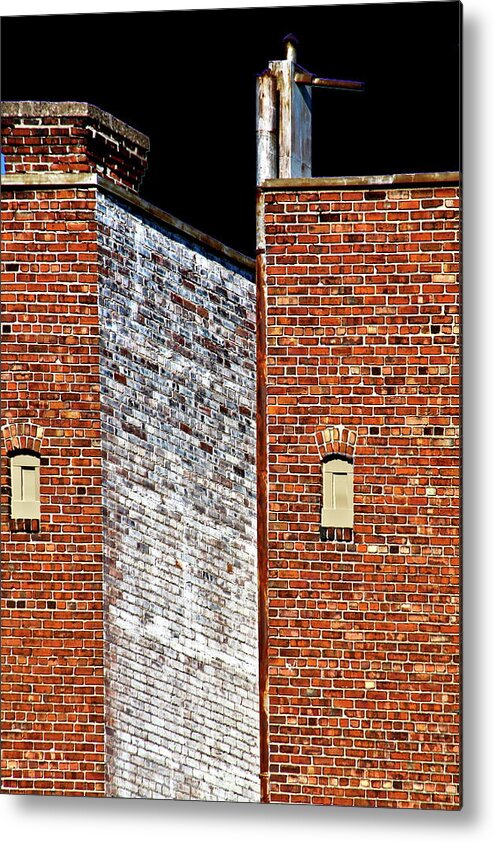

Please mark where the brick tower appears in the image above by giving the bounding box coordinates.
[1,102,259,798]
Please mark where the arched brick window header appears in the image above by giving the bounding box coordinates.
[2,422,45,456]
[315,425,357,462]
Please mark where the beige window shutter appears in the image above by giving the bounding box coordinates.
[11,453,41,519]
[321,458,353,528]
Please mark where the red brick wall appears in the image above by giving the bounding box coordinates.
[1,185,105,794]
[1,102,149,192]
[259,179,460,808]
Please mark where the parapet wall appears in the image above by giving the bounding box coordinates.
[1,102,149,192]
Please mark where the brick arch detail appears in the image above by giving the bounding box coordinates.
[1,422,45,456]
[315,425,357,461]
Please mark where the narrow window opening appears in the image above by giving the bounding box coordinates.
[321,456,353,531]
[10,451,41,520]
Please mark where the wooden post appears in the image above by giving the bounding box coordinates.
[256,72,277,185]
[257,54,312,181]
[256,36,363,184]
[289,72,312,178]
[270,59,312,179]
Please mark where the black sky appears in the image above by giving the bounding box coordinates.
[1,2,461,257]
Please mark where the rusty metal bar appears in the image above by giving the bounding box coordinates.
[311,76,364,91]
[294,71,364,91]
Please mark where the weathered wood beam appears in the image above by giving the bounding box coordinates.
[256,72,278,184]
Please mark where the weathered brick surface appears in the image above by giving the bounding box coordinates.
[1,102,149,192]
[98,193,260,800]
[1,186,105,795]
[2,98,460,809]
[260,183,460,808]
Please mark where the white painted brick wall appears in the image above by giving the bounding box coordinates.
[98,193,259,800]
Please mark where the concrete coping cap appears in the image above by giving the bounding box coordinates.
[1,101,150,151]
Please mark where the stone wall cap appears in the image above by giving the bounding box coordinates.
[1,101,150,150]
[260,171,460,190]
